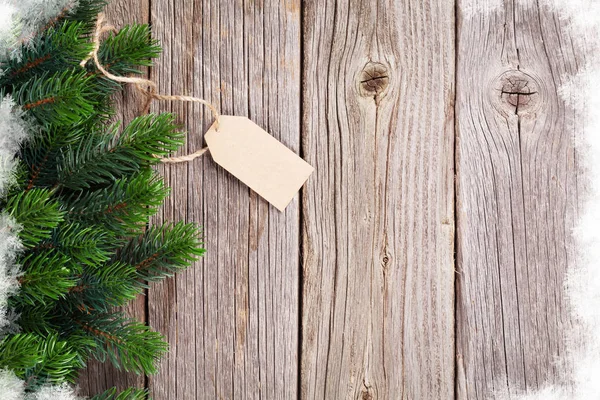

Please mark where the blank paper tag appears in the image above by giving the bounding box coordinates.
[205,115,314,211]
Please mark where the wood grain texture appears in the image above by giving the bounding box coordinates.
[80,1,588,399]
[147,0,301,399]
[300,1,456,399]
[77,0,149,396]
[455,1,582,398]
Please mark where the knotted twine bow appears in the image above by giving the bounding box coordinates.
[81,13,220,163]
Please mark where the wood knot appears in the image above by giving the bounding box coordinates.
[381,252,391,274]
[360,379,376,400]
[360,385,375,400]
[359,62,389,98]
[491,70,543,116]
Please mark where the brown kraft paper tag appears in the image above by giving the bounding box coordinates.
[204,115,314,211]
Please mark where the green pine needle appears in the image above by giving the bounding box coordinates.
[67,262,141,312]
[5,188,64,247]
[17,250,76,306]
[20,124,88,189]
[118,221,205,283]
[23,334,85,386]
[14,69,97,127]
[76,313,168,375]
[46,222,114,267]
[1,22,92,88]
[64,168,169,236]
[94,23,161,75]
[65,0,109,32]
[55,114,184,190]
[0,334,83,385]
[91,387,149,400]
[0,334,43,374]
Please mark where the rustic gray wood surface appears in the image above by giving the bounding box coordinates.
[78,0,585,399]
[300,1,455,399]
[147,0,301,399]
[455,1,582,398]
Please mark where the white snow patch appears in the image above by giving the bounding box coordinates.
[0,96,30,195]
[0,376,85,400]
[0,3,18,54]
[27,384,83,400]
[0,0,79,61]
[0,369,25,400]
[0,214,22,335]
[0,96,29,336]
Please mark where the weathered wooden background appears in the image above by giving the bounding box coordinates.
[78,0,586,399]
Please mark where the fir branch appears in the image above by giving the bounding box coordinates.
[92,23,160,76]
[75,313,168,375]
[65,0,108,32]
[84,23,161,112]
[35,223,114,268]
[5,188,64,247]
[64,168,169,236]
[22,334,84,387]
[55,114,184,190]
[91,387,149,400]
[117,222,204,283]
[0,3,206,397]
[11,54,52,78]
[11,303,55,337]
[0,334,43,375]
[1,22,92,87]
[0,333,82,386]
[66,262,141,312]
[20,125,88,189]
[14,69,97,127]
[41,4,78,33]
[16,250,75,306]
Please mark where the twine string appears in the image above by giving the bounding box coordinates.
[83,13,220,164]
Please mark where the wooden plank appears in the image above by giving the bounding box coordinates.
[455,2,583,398]
[147,0,301,399]
[146,0,189,398]
[78,0,150,396]
[300,1,456,399]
